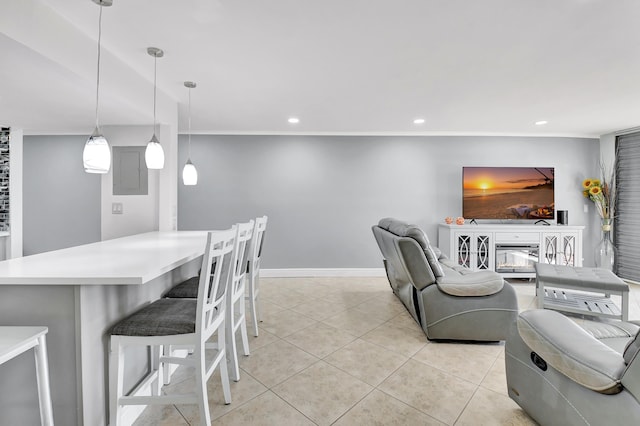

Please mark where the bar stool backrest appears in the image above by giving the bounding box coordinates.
[229,221,254,299]
[196,227,236,341]
[248,216,268,273]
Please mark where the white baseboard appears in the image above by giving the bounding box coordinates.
[260,268,386,278]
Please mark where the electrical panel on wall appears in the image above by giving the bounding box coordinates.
[0,127,8,232]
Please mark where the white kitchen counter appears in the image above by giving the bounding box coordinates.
[0,231,207,285]
[0,231,209,426]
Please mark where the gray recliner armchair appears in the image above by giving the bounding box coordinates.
[372,218,518,341]
[506,309,640,425]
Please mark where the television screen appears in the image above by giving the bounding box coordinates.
[462,167,555,221]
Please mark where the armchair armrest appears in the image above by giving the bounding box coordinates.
[518,310,626,394]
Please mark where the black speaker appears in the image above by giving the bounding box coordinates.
[557,210,568,225]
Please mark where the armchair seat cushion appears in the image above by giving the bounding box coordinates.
[436,269,504,296]
[571,317,640,354]
[517,309,626,394]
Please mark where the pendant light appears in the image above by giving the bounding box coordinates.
[83,0,112,174]
[182,81,198,186]
[145,47,165,169]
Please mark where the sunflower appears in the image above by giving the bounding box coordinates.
[581,166,615,220]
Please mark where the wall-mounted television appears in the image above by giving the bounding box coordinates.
[462,167,555,221]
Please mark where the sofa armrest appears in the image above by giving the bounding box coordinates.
[518,310,626,394]
[436,270,504,296]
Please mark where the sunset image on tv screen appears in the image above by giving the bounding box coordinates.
[462,167,554,220]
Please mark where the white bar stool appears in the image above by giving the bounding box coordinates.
[0,326,54,426]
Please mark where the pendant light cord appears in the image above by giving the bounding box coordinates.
[95,6,103,129]
[188,87,192,158]
[153,54,157,135]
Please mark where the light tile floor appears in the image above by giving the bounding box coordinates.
[134,277,640,426]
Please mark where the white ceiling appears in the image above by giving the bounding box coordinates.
[2,0,639,137]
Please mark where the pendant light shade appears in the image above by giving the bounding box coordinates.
[83,0,112,174]
[182,81,198,185]
[145,133,165,169]
[84,127,111,173]
[146,47,165,169]
[182,159,198,185]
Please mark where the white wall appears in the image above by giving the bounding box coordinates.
[100,126,160,240]
[599,131,616,167]
[100,99,178,239]
[178,134,602,268]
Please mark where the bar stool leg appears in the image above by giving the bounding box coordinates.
[194,341,211,426]
[239,290,250,357]
[227,315,240,382]
[249,292,260,337]
[109,338,125,426]
[153,345,163,395]
[34,334,54,426]
[218,324,231,404]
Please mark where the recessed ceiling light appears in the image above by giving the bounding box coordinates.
[288,117,300,124]
[413,118,425,124]
[535,120,548,126]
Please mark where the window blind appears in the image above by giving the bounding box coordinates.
[615,132,640,282]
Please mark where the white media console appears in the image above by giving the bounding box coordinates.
[438,223,584,278]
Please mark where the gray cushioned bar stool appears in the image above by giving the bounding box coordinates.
[164,220,254,382]
[108,227,237,426]
[164,218,266,373]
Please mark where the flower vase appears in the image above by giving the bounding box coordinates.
[594,219,617,271]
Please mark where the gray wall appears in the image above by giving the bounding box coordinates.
[177,135,601,269]
[23,135,101,255]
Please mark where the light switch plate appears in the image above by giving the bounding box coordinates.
[112,202,123,214]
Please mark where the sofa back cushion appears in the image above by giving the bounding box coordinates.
[423,245,445,278]
[377,218,444,278]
